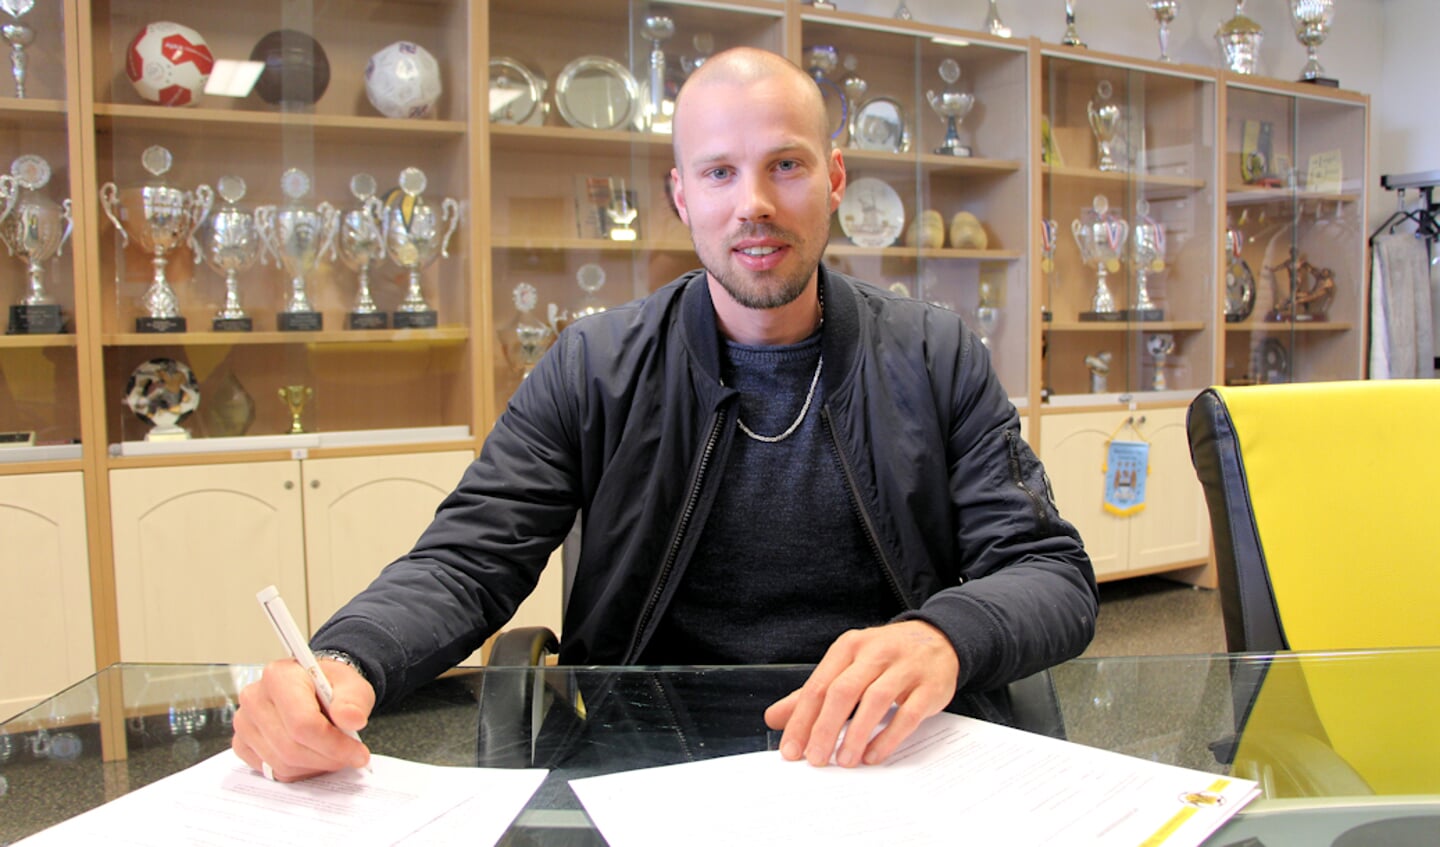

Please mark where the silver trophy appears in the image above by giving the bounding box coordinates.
[974,281,1001,350]
[500,281,553,379]
[1216,0,1263,75]
[1149,1,1178,63]
[984,1,1012,38]
[1062,0,1086,47]
[1129,200,1166,320]
[1,0,34,98]
[1072,194,1127,320]
[1290,0,1335,84]
[3,155,71,335]
[574,262,608,319]
[100,146,214,333]
[381,166,459,328]
[1147,333,1175,391]
[198,175,259,332]
[641,14,674,133]
[255,168,337,332]
[804,45,847,145]
[338,173,387,329]
[1087,80,1121,173]
[926,59,974,157]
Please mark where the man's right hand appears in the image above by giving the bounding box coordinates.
[231,658,374,782]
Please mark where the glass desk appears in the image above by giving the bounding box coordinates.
[2,651,1437,845]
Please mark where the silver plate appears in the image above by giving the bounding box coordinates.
[852,97,908,153]
[490,57,547,126]
[555,55,639,131]
[838,177,904,249]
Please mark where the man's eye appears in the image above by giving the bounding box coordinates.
[776,160,800,172]
[706,167,732,180]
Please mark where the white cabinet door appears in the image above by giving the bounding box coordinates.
[300,450,472,629]
[1039,413,1127,578]
[110,462,306,664]
[0,472,94,719]
[1129,407,1211,570]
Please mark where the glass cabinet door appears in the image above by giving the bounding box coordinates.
[485,0,784,411]
[799,14,1031,404]
[0,0,80,462]
[92,2,476,450]
[1040,53,1216,404]
[1222,82,1367,386]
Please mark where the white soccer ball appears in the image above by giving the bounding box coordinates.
[364,41,442,119]
[126,21,214,107]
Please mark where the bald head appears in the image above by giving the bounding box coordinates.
[672,47,830,165]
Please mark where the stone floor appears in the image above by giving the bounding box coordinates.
[1084,575,1227,658]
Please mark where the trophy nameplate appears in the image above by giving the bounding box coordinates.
[0,430,36,447]
[1079,310,1126,323]
[392,309,436,329]
[213,316,253,332]
[8,303,61,334]
[348,311,388,330]
[1122,307,1165,322]
[137,315,187,333]
[278,310,322,332]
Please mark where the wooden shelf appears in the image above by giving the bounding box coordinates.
[0,97,68,115]
[490,124,672,157]
[842,147,1023,175]
[1225,186,1362,207]
[1044,164,1206,191]
[1223,320,1355,332]
[825,245,1022,261]
[101,327,470,346]
[0,334,77,349]
[1045,320,1207,332]
[493,236,694,253]
[94,103,467,141]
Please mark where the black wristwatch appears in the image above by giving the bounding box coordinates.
[313,649,368,683]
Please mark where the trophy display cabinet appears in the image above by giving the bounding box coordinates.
[0,0,1371,717]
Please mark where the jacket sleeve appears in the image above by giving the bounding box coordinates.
[310,337,582,709]
[897,325,1099,693]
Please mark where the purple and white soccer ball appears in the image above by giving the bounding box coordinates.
[364,41,442,119]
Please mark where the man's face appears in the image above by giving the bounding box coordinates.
[670,78,844,310]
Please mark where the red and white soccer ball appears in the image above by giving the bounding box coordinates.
[126,21,214,107]
[364,41,442,119]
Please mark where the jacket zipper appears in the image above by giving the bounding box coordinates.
[821,408,914,612]
[623,408,727,663]
[1006,430,1052,533]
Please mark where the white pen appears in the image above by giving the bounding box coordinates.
[256,585,369,763]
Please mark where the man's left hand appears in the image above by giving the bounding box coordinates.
[764,620,958,768]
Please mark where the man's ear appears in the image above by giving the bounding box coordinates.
[670,167,690,226]
[827,147,846,213]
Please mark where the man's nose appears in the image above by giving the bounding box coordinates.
[736,172,775,221]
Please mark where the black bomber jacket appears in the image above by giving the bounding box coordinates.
[313,266,1099,709]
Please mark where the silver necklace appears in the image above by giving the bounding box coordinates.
[729,286,824,444]
[735,354,823,443]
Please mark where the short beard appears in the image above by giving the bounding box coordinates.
[700,222,817,310]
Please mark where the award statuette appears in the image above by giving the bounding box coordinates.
[803,45,847,146]
[974,281,1001,350]
[1129,200,1166,321]
[198,175,258,332]
[1147,333,1176,391]
[278,384,312,434]
[1149,0,1178,63]
[641,14,675,133]
[1216,0,1263,76]
[1072,194,1127,321]
[256,168,336,332]
[124,358,200,442]
[499,282,553,379]
[925,59,974,158]
[1,0,34,98]
[983,0,1012,38]
[1087,80,1121,173]
[381,167,458,329]
[1290,0,1336,86]
[338,174,387,329]
[100,145,215,333]
[574,262,608,319]
[1085,351,1112,394]
[1061,0,1086,48]
[3,155,73,335]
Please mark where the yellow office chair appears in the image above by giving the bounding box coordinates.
[1187,381,1440,797]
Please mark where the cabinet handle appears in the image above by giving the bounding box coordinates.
[310,479,320,489]
[283,480,294,490]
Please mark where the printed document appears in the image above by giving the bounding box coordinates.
[16,751,547,846]
[571,712,1259,847]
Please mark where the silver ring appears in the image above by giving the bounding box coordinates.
[262,761,275,781]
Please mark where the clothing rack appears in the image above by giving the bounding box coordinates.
[1372,170,1440,375]
[1373,169,1440,247]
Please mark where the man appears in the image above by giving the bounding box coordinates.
[232,47,1096,782]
